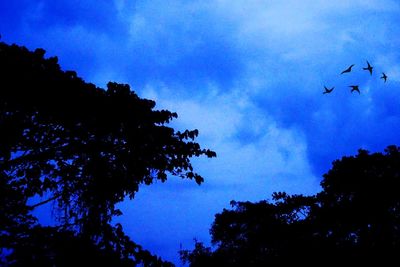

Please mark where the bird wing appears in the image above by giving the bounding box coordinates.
[341,67,349,73]
[341,65,352,73]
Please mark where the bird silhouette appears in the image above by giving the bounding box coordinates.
[349,85,360,94]
[323,86,334,94]
[381,72,387,83]
[340,64,355,74]
[363,61,373,75]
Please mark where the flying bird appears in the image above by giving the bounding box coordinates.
[363,60,373,75]
[349,85,360,94]
[381,72,387,83]
[341,64,355,74]
[323,86,334,94]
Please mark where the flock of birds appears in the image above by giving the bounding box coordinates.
[323,61,387,95]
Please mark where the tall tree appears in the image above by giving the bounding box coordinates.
[0,41,216,266]
[181,146,400,266]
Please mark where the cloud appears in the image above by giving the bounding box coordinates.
[141,82,319,194]
[118,83,319,264]
[13,0,391,202]
[3,0,400,265]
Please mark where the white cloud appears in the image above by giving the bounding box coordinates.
[141,82,319,194]
[121,82,319,264]
[119,81,320,264]
[209,0,399,60]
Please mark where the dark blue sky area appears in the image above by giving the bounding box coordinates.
[2,1,400,265]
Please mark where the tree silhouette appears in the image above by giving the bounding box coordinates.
[0,41,216,266]
[181,146,400,266]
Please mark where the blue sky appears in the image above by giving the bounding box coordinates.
[2,0,400,265]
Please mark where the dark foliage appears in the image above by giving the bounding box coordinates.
[181,146,400,266]
[6,225,172,267]
[0,41,215,266]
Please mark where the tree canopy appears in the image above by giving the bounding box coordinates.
[181,146,400,266]
[0,41,216,266]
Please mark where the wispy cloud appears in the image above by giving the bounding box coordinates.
[141,81,319,195]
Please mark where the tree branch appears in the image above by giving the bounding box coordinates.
[28,194,61,210]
